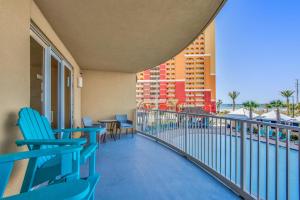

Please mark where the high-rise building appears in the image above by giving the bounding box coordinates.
[136,22,216,113]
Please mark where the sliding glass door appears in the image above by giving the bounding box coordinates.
[30,32,74,129]
[49,51,74,129]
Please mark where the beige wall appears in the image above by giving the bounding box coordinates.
[82,70,136,122]
[0,0,31,195]
[0,0,82,195]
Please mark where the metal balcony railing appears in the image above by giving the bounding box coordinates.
[136,109,300,200]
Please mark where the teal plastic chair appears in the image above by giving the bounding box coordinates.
[115,114,134,137]
[16,107,105,197]
[0,146,98,200]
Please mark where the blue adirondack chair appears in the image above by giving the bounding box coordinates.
[16,107,105,197]
[0,146,99,200]
[82,117,107,143]
[115,114,134,137]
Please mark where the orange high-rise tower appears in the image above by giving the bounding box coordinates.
[136,22,216,113]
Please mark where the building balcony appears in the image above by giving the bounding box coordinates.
[167,94,175,97]
[150,75,160,79]
[150,84,160,88]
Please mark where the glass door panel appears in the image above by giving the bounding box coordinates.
[51,56,59,129]
[64,66,72,128]
[30,37,44,113]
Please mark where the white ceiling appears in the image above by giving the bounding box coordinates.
[35,0,225,73]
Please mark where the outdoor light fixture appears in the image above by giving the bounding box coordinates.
[77,73,83,88]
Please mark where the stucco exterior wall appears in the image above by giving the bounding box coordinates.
[0,0,31,195]
[82,70,136,122]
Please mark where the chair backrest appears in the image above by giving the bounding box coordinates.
[18,107,55,166]
[18,108,55,141]
[115,114,128,123]
[82,117,93,127]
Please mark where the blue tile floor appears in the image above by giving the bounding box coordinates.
[82,134,240,200]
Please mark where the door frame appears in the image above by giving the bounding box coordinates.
[30,23,74,129]
[48,49,62,128]
[60,60,74,128]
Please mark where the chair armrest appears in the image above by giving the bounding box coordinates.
[53,127,105,134]
[126,120,133,124]
[0,146,82,163]
[15,138,87,147]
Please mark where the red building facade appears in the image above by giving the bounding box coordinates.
[136,22,216,113]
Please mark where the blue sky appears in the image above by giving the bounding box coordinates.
[216,0,300,104]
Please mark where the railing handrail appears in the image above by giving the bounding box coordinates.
[137,109,300,132]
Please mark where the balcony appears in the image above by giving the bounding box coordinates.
[1,0,237,199]
[81,135,239,200]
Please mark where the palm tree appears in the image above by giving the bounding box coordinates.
[216,99,223,113]
[228,91,240,111]
[265,103,272,112]
[137,99,145,110]
[295,103,300,114]
[167,98,178,111]
[243,101,259,119]
[270,100,284,122]
[280,90,294,115]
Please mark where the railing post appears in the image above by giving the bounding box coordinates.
[135,109,138,131]
[141,111,145,132]
[240,121,247,191]
[156,110,160,136]
[185,113,188,154]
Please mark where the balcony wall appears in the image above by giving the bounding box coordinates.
[0,1,31,195]
[82,70,136,121]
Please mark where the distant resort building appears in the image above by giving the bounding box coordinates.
[136,22,216,113]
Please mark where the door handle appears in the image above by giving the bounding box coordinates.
[51,111,54,122]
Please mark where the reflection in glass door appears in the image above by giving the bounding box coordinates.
[30,37,45,114]
[50,55,59,129]
[64,65,72,128]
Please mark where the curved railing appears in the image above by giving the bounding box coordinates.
[136,109,300,200]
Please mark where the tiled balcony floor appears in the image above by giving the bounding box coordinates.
[82,134,240,200]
